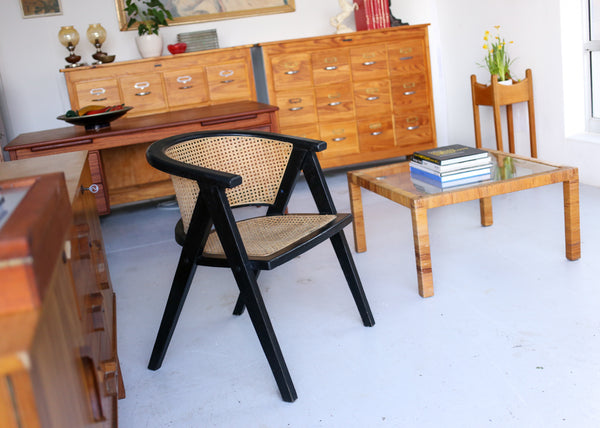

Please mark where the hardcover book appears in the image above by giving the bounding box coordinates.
[410,155,492,173]
[409,165,491,183]
[412,144,489,165]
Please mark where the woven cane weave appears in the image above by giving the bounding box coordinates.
[165,135,293,232]
[203,214,337,258]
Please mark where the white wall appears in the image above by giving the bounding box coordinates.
[1,0,599,184]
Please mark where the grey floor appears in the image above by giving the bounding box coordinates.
[101,169,600,427]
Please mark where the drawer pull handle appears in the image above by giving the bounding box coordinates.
[289,97,302,103]
[371,131,382,136]
[399,56,414,61]
[81,184,99,194]
[134,81,151,95]
[220,79,234,83]
[407,125,420,130]
[332,137,346,142]
[366,96,379,101]
[328,101,341,106]
[289,106,303,111]
[135,91,151,96]
[285,70,299,75]
[362,61,376,66]
[90,88,107,101]
[177,76,192,88]
[403,91,416,96]
[324,66,338,70]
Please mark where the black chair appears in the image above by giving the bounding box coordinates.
[146,130,374,402]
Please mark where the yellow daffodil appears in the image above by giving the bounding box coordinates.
[478,26,515,81]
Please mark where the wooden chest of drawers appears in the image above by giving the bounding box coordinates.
[0,152,123,427]
[259,25,437,168]
[61,46,256,117]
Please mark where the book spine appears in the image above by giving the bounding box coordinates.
[380,0,391,28]
[366,0,374,30]
[353,0,369,31]
[412,152,442,165]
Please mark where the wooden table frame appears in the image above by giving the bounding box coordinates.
[347,150,580,298]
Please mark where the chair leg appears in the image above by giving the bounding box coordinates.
[330,231,375,327]
[232,270,259,316]
[148,250,198,370]
[231,264,298,402]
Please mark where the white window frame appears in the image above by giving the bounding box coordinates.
[584,0,600,132]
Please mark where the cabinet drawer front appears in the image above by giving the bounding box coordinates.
[311,50,351,86]
[357,117,395,151]
[276,90,317,127]
[206,63,252,101]
[74,79,121,108]
[387,39,427,75]
[271,54,312,90]
[315,83,355,122]
[163,68,209,107]
[318,121,359,158]
[350,45,389,81]
[353,80,392,118]
[281,123,320,140]
[394,107,433,145]
[119,74,167,115]
[391,73,429,107]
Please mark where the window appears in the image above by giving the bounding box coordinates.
[585,0,600,131]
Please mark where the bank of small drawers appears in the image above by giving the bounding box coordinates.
[261,25,437,168]
[62,46,256,117]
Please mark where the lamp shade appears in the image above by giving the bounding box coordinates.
[58,26,80,47]
[86,24,107,45]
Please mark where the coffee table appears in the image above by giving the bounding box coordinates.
[347,150,580,298]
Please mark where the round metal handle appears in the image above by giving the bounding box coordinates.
[81,184,99,194]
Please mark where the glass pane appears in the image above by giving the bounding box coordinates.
[591,0,600,39]
[592,51,600,118]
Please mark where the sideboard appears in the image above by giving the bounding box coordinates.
[0,151,123,427]
[5,101,279,215]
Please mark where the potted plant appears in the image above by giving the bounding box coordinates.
[479,26,515,84]
[124,0,173,58]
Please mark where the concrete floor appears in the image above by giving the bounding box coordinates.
[101,169,600,427]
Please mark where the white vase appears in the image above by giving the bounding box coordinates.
[498,79,513,86]
[135,34,163,58]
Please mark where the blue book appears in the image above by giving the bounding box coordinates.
[409,165,491,184]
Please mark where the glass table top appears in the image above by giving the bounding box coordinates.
[352,151,568,198]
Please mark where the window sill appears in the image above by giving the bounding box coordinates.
[567,132,600,145]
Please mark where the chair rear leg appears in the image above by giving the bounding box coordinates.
[232,270,259,316]
[148,252,198,370]
[231,265,297,402]
[330,231,375,327]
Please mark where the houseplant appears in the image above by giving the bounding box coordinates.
[124,0,173,58]
[479,26,515,83]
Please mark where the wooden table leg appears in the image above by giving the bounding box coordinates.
[479,196,493,226]
[563,178,581,261]
[411,206,434,298]
[348,176,367,253]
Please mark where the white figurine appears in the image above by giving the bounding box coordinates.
[330,0,358,34]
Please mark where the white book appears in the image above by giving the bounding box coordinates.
[410,155,492,173]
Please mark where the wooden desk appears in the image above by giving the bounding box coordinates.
[5,101,279,215]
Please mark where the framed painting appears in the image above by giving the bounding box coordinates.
[20,0,62,18]
[116,0,296,30]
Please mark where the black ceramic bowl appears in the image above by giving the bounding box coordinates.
[57,106,133,131]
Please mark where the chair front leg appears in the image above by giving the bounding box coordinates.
[330,231,375,327]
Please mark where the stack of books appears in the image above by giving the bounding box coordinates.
[409,144,492,189]
[354,0,391,31]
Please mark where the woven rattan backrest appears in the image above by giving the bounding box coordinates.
[165,135,293,232]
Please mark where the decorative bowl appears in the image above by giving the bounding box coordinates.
[57,106,133,131]
[168,43,187,54]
